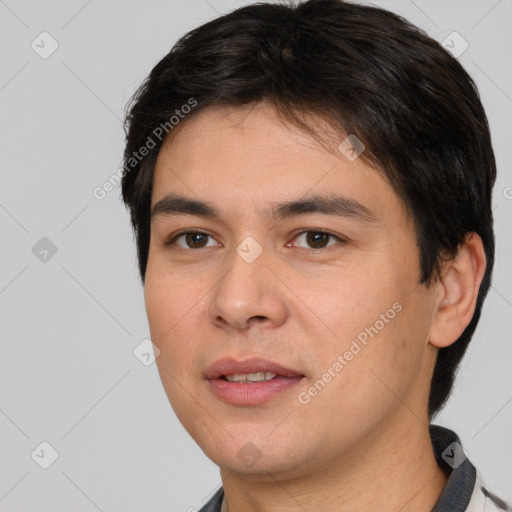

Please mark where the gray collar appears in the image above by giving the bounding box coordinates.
[430,424,476,511]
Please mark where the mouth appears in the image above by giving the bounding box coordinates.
[222,371,279,382]
[205,357,305,405]
[205,356,304,379]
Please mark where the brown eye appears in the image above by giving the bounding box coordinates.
[292,230,344,250]
[184,232,209,248]
[166,230,217,249]
[306,231,330,248]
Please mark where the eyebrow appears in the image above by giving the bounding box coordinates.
[151,193,377,224]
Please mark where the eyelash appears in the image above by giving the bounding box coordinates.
[164,228,347,251]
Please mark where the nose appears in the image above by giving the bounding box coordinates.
[208,244,288,332]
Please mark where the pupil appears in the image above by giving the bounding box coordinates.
[307,231,328,248]
[187,233,207,248]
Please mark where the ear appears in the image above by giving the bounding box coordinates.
[429,233,487,349]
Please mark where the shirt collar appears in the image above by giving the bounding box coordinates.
[430,424,476,511]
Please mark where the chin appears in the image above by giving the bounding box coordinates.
[197,431,314,479]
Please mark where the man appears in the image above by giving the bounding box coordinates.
[121,0,510,510]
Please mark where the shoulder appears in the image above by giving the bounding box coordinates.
[466,474,511,512]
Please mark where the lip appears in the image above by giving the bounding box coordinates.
[204,357,303,380]
[205,357,305,405]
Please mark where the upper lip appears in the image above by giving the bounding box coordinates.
[205,357,304,379]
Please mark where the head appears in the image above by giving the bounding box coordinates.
[121,0,495,474]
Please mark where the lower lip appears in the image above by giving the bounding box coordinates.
[208,376,304,405]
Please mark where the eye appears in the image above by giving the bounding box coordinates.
[290,230,345,250]
[164,229,346,251]
[166,230,218,249]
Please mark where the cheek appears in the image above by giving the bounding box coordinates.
[304,266,399,346]
[320,293,430,418]
[144,269,201,376]
[145,262,199,336]
[145,272,204,427]
[303,265,429,410]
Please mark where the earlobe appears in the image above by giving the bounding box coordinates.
[429,233,487,349]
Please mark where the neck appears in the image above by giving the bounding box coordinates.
[219,415,447,512]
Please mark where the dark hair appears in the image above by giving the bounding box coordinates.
[121,0,496,419]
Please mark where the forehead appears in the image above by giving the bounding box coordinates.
[151,104,409,226]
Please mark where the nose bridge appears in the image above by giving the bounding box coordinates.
[209,235,287,330]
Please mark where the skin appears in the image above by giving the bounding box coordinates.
[145,102,486,512]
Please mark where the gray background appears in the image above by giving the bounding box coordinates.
[1,0,511,510]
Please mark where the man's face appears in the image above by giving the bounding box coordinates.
[145,103,440,477]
